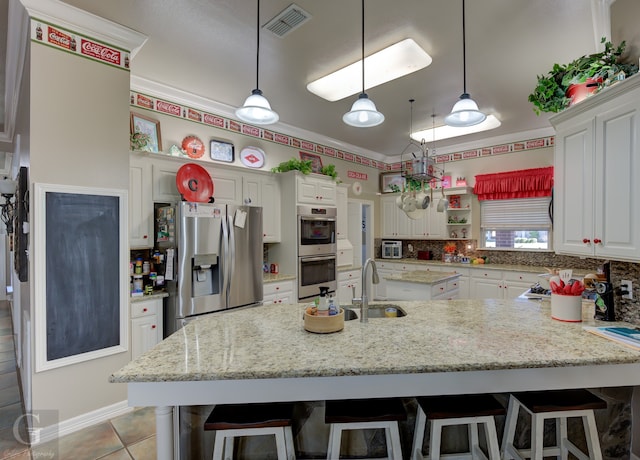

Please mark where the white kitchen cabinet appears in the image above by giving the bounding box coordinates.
[129,155,153,248]
[130,297,163,360]
[469,268,539,299]
[204,166,242,205]
[380,195,411,238]
[152,160,180,203]
[243,174,281,242]
[296,174,336,205]
[337,269,361,305]
[263,279,295,305]
[372,261,417,300]
[410,202,446,239]
[551,76,640,261]
[336,185,348,239]
[386,277,459,301]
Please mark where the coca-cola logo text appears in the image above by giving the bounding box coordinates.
[81,39,121,65]
[48,26,71,49]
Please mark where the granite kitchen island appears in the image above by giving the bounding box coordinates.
[384,270,462,300]
[111,299,640,460]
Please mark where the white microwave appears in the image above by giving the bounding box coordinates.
[381,240,402,259]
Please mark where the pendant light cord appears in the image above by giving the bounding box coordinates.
[360,0,365,94]
[462,0,467,94]
[255,0,261,90]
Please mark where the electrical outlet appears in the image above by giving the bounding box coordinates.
[621,280,633,300]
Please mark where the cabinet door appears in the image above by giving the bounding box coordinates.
[470,278,503,299]
[554,118,595,256]
[261,177,281,242]
[427,205,446,239]
[152,162,180,202]
[206,168,242,205]
[336,186,348,239]
[131,315,160,360]
[129,158,153,248]
[337,270,359,304]
[317,180,337,204]
[381,196,399,238]
[594,99,640,260]
[297,175,336,205]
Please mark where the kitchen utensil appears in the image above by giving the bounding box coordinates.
[405,208,423,220]
[396,194,404,209]
[402,194,417,212]
[559,269,572,285]
[437,187,448,212]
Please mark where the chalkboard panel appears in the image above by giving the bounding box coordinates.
[35,184,127,371]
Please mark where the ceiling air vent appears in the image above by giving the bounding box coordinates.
[263,4,312,38]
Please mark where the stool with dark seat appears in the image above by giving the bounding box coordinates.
[501,389,607,460]
[411,394,506,460]
[204,402,296,460]
[324,398,407,459]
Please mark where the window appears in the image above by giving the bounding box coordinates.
[480,197,552,250]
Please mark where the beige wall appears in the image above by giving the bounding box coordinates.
[28,43,130,420]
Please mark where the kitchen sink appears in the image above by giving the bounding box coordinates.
[342,304,406,320]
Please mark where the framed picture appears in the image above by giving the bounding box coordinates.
[380,171,406,193]
[210,139,235,163]
[130,112,162,153]
[299,151,323,173]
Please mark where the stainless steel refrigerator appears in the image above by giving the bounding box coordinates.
[156,201,263,337]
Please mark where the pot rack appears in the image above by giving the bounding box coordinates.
[398,103,443,184]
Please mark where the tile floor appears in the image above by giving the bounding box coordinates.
[0,300,158,460]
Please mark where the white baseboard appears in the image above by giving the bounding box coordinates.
[31,400,132,446]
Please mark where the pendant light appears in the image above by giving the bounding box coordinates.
[444,0,486,128]
[343,0,384,128]
[236,0,279,125]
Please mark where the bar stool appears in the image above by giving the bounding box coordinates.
[324,398,407,459]
[411,394,505,460]
[204,402,296,460]
[501,389,606,460]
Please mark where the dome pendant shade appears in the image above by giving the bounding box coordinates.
[444,93,486,127]
[235,89,279,125]
[343,93,385,127]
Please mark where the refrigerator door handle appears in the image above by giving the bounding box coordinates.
[227,214,236,300]
[221,213,230,305]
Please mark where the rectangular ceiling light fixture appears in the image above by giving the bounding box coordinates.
[412,115,502,143]
[307,38,432,102]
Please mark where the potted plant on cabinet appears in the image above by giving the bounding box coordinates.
[528,38,638,115]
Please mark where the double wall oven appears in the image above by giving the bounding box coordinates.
[297,205,337,300]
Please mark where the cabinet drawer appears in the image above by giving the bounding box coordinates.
[131,300,159,318]
[338,270,359,282]
[446,278,460,292]
[502,271,540,284]
[430,282,448,297]
[470,269,502,280]
[264,280,295,296]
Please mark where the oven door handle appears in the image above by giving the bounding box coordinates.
[300,255,336,263]
[300,216,337,222]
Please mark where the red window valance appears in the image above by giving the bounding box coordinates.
[473,166,553,201]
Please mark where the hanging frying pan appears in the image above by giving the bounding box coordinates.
[176,163,214,203]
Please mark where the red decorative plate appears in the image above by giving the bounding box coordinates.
[181,135,205,159]
[176,163,214,202]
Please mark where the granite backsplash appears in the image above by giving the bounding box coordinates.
[376,238,640,325]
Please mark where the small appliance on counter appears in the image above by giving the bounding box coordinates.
[381,240,402,259]
[594,261,615,321]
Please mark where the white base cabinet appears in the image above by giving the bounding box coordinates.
[551,75,640,261]
[337,269,361,306]
[263,280,295,305]
[469,269,540,300]
[130,298,163,360]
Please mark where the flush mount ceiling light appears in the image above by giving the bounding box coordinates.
[307,39,432,102]
[412,114,501,143]
[444,0,486,128]
[235,0,279,125]
[343,0,384,128]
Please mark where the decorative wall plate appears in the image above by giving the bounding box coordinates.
[181,135,205,159]
[240,146,265,168]
[210,139,234,162]
[352,181,363,195]
[176,163,214,202]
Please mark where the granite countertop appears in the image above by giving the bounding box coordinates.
[263,273,296,283]
[110,299,640,383]
[130,291,169,302]
[375,259,587,275]
[384,270,461,284]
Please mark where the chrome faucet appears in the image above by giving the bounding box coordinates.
[352,258,379,323]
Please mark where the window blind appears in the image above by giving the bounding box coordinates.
[481,197,552,229]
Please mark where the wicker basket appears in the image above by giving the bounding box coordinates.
[304,309,344,333]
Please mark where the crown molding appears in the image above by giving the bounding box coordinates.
[19,0,147,55]
[130,75,389,163]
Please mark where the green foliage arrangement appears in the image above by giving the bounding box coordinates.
[271,158,340,182]
[528,38,638,115]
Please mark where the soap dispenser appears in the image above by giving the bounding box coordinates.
[318,286,330,316]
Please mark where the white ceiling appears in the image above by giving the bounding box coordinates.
[31,1,610,157]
